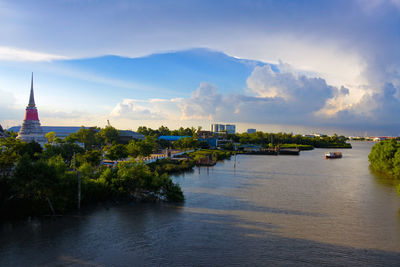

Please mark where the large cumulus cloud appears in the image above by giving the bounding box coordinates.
[246,65,335,114]
[179,83,222,120]
[109,60,400,135]
[178,64,343,124]
[329,82,400,133]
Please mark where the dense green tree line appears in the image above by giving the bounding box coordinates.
[0,127,184,219]
[147,159,196,175]
[229,132,351,148]
[369,140,400,177]
[189,149,232,162]
[137,126,197,138]
[368,140,400,198]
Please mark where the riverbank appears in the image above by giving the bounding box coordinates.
[188,149,232,166]
[147,158,195,174]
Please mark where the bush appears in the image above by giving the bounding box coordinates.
[368,139,400,177]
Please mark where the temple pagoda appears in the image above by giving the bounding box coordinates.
[17,74,47,145]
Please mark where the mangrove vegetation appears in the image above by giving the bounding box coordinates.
[368,139,400,197]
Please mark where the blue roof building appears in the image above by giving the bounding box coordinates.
[158,136,191,141]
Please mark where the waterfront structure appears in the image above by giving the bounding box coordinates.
[17,74,47,146]
[247,128,256,134]
[240,144,262,152]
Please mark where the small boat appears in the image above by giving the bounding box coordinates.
[325,152,342,159]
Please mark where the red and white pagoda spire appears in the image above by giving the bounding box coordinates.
[17,73,46,145]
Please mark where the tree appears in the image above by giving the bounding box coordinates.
[156,139,172,149]
[75,127,100,149]
[368,139,399,176]
[173,137,198,149]
[64,133,79,144]
[78,162,95,179]
[100,126,120,145]
[18,141,43,160]
[137,126,150,136]
[84,150,102,166]
[158,125,170,136]
[0,138,21,175]
[42,142,84,165]
[12,154,70,213]
[45,131,56,144]
[127,139,154,158]
[105,144,128,160]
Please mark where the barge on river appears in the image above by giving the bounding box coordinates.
[325,152,342,159]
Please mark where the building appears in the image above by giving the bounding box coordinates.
[17,74,47,146]
[9,126,144,143]
[10,126,84,139]
[158,136,191,141]
[197,130,215,139]
[197,131,218,148]
[119,130,145,143]
[225,124,236,134]
[211,123,236,134]
[211,123,225,133]
[247,128,256,134]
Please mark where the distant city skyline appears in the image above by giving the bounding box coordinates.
[1,1,400,136]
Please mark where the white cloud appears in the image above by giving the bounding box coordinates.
[246,65,335,113]
[179,83,222,120]
[110,99,167,120]
[0,89,21,120]
[317,86,351,116]
[0,46,67,62]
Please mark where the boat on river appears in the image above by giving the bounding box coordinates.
[325,152,342,159]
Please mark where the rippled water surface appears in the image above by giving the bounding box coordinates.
[1,142,400,266]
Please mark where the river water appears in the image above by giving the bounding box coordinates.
[1,142,400,266]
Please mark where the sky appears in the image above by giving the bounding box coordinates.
[0,0,400,136]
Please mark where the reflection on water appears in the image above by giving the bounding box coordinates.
[1,142,400,266]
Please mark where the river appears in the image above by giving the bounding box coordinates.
[1,142,400,266]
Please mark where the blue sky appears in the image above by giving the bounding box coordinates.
[0,0,400,135]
